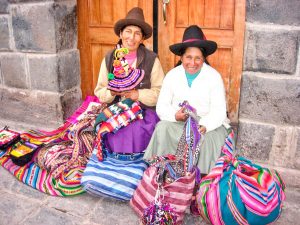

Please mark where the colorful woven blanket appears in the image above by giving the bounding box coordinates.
[35,103,105,179]
[0,96,101,196]
[94,99,143,161]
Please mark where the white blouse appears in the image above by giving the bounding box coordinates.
[156,63,228,132]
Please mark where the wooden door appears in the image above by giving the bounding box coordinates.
[78,0,245,124]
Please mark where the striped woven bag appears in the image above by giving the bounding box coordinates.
[130,110,201,224]
[196,155,286,225]
[130,159,196,224]
[81,149,148,201]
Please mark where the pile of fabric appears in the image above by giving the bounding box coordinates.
[0,98,286,225]
[0,96,103,196]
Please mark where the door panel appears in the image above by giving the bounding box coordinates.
[78,0,245,123]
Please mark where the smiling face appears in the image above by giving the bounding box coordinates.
[181,47,204,74]
[120,25,144,52]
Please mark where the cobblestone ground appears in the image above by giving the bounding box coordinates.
[0,166,299,225]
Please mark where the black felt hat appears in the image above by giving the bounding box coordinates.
[169,25,217,56]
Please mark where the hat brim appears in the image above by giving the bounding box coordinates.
[169,40,217,56]
[114,19,152,40]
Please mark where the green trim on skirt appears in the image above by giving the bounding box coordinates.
[144,120,230,174]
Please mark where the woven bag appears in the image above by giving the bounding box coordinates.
[130,159,195,224]
[81,149,148,201]
[196,155,286,225]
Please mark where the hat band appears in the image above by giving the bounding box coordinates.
[183,36,207,43]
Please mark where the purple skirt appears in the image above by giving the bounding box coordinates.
[104,109,160,154]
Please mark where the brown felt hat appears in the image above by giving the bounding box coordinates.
[169,25,217,56]
[114,7,152,40]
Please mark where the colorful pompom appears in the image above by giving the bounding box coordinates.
[108,73,115,80]
[142,201,177,225]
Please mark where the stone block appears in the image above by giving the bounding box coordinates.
[0,167,19,190]
[239,73,300,125]
[246,0,300,26]
[57,50,80,91]
[11,1,77,53]
[0,16,10,50]
[0,192,39,225]
[0,62,2,84]
[0,53,28,88]
[28,54,59,92]
[295,128,300,169]
[60,86,82,120]
[28,50,80,92]
[277,189,300,225]
[11,3,56,52]
[22,207,85,225]
[244,29,298,74]
[51,1,77,51]
[0,87,64,128]
[9,0,50,3]
[90,197,140,225]
[0,0,9,14]
[46,193,99,218]
[269,127,298,168]
[236,120,275,161]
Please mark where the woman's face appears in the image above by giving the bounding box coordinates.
[120,25,144,52]
[181,47,204,74]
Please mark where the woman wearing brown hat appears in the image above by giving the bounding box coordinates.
[144,25,232,175]
[94,7,164,154]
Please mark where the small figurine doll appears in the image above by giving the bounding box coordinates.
[114,47,131,75]
[107,45,145,92]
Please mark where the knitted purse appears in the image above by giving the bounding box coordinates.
[0,126,20,151]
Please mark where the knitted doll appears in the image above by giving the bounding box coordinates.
[108,45,145,92]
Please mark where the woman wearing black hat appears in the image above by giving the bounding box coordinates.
[144,25,232,175]
[94,7,164,154]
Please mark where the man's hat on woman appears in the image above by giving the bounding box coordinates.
[169,25,217,56]
[114,7,152,39]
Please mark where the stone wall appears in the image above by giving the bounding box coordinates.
[0,0,81,130]
[237,0,300,186]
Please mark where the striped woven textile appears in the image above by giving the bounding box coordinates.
[0,96,101,196]
[130,164,195,224]
[81,150,148,201]
[221,129,234,157]
[94,99,143,161]
[196,155,286,225]
[94,98,136,127]
[0,155,84,196]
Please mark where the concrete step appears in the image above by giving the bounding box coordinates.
[0,166,299,225]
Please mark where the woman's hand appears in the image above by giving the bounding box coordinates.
[122,89,139,101]
[175,108,188,122]
[198,125,207,134]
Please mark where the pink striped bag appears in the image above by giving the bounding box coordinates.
[130,160,195,224]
